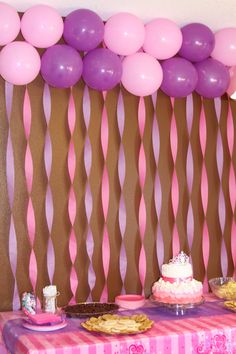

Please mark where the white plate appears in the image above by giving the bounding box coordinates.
[22,320,67,332]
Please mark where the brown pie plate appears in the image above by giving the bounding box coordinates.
[63,302,119,318]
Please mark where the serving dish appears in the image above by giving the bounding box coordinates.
[223,300,236,312]
[23,319,67,331]
[81,313,153,335]
[209,277,236,300]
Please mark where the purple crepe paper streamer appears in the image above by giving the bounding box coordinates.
[152,93,164,270]
[83,86,95,300]
[214,99,228,277]
[43,83,55,284]
[6,81,20,310]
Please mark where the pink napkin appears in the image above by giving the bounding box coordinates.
[27,313,62,325]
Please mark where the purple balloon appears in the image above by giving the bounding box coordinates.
[63,9,104,52]
[41,44,83,88]
[160,57,198,97]
[82,48,122,91]
[195,58,230,98]
[178,23,215,62]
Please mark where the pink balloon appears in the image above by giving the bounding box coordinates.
[104,12,145,55]
[211,28,236,66]
[121,52,163,96]
[227,66,236,98]
[21,5,63,48]
[0,2,20,45]
[0,41,41,85]
[143,18,183,60]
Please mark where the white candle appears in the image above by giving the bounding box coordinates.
[43,285,58,313]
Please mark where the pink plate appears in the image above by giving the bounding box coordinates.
[115,294,146,309]
[23,320,67,332]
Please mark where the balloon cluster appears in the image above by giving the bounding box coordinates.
[0,2,236,98]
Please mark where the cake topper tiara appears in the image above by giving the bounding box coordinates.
[169,251,189,264]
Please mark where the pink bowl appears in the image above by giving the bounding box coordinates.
[115,294,145,309]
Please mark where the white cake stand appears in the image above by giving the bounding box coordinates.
[149,295,205,315]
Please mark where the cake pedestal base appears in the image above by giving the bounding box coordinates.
[149,295,205,315]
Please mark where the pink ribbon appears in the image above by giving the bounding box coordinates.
[162,275,193,283]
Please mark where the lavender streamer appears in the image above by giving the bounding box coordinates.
[83,86,95,300]
[152,94,163,270]
[215,99,227,276]
[6,82,20,310]
[43,83,55,284]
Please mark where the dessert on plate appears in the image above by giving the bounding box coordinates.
[152,251,203,304]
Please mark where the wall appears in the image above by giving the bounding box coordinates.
[5,0,236,30]
[1,3,236,311]
[0,71,236,310]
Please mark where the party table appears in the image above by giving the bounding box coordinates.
[1,294,236,354]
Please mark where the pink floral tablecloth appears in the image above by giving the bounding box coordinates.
[1,294,236,354]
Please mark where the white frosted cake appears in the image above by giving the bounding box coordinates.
[152,252,203,304]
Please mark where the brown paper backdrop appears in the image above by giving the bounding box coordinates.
[0,73,235,311]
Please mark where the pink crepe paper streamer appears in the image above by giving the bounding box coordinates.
[229,166,236,214]
[171,171,180,257]
[100,92,110,302]
[43,83,55,284]
[152,92,164,270]
[186,95,194,252]
[23,87,39,304]
[199,103,207,157]
[138,97,147,294]
[227,100,236,277]
[227,102,236,209]
[202,221,210,292]
[231,222,236,279]
[117,91,127,293]
[199,101,209,292]
[5,82,14,207]
[6,82,20,310]
[83,86,95,301]
[67,89,78,304]
[170,98,180,256]
[227,101,234,157]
